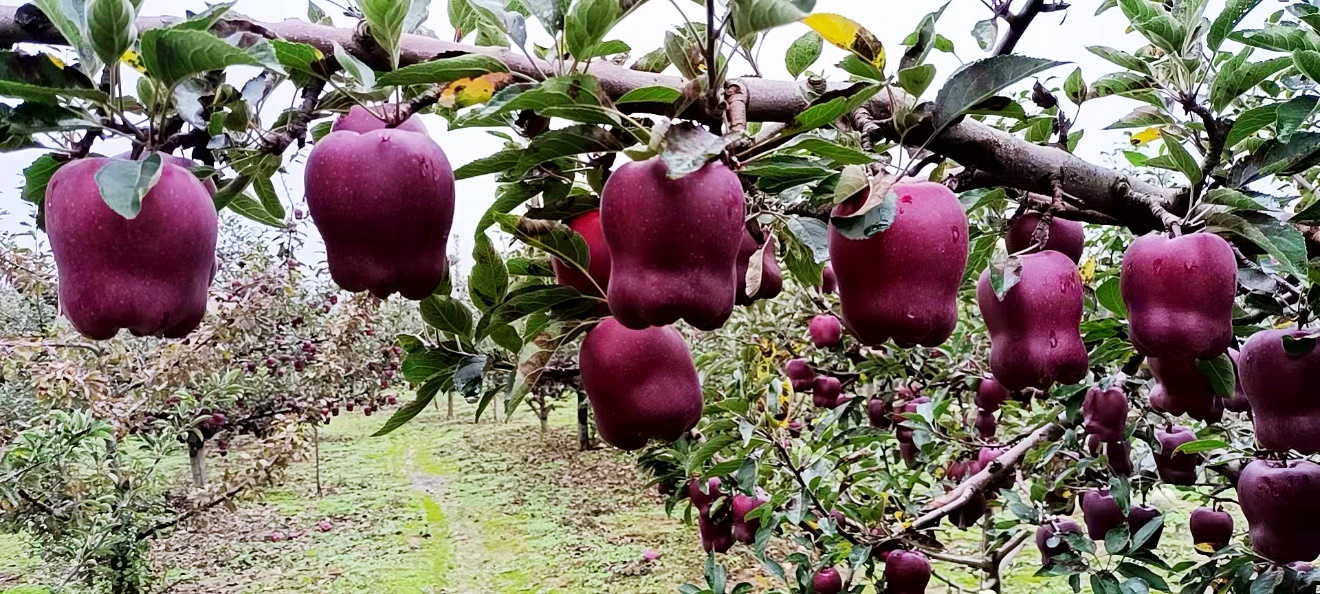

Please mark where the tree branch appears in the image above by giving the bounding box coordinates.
[994,0,1070,57]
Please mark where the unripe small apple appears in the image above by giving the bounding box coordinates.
[813,567,843,594]
[1082,386,1128,442]
[785,358,815,392]
[1036,517,1083,563]
[1154,425,1200,486]
[1189,506,1233,553]
[809,315,843,349]
[884,549,931,594]
[812,376,842,408]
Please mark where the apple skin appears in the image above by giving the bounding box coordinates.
[1099,439,1133,477]
[810,315,844,348]
[899,441,919,466]
[975,374,1010,413]
[868,397,891,429]
[813,376,842,408]
[332,104,429,135]
[305,113,453,299]
[1121,232,1236,359]
[1238,459,1320,564]
[1036,517,1083,563]
[1190,506,1234,553]
[579,318,703,450]
[1082,386,1129,442]
[735,227,783,305]
[785,358,815,392]
[894,396,931,445]
[1081,490,1163,549]
[731,492,769,543]
[976,250,1089,391]
[1148,356,1224,422]
[1126,504,1164,551]
[820,264,837,294]
[1240,329,1320,453]
[1224,349,1251,413]
[884,549,932,594]
[829,181,969,348]
[698,513,734,553]
[46,157,218,340]
[552,210,611,299]
[689,477,723,514]
[1154,424,1200,486]
[602,157,745,330]
[1007,212,1085,263]
[813,567,843,594]
[975,410,997,439]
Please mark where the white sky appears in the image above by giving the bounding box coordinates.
[0,0,1242,275]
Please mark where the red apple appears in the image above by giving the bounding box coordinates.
[1007,211,1085,263]
[809,314,843,349]
[976,250,1088,391]
[1240,329,1320,453]
[1121,232,1236,359]
[1238,459,1320,564]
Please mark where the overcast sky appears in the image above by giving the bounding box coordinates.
[0,0,1240,275]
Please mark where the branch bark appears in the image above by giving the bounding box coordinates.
[0,5,1182,234]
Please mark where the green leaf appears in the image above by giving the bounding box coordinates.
[31,0,101,76]
[494,213,592,279]
[360,0,409,68]
[1231,26,1320,53]
[785,31,823,79]
[1209,53,1293,113]
[630,47,670,73]
[225,192,284,228]
[376,54,509,86]
[1158,130,1202,185]
[1206,212,1308,278]
[900,2,948,71]
[94,154,164,219]
[467,75,617,126]
[837,54,884,80]
[1294,49,1320,83]
[140,28,265,87]
[1173,438,1229,455]
[454,355,486,399]
[1194,353,1236,398]
[420,295,475,337]
[1128,514,1164,553]
[1206,187,1269,211]
[565,0,620,59]
[308,1,329,24]
[1086,45,1150,74]
[1250,567,1284,594]
[1116,562,1171,592]
[785,84,881,134]
[478,285,586,338]
[972,19,997,51]
[1097,276,1127,317]
[989,253,1023,300]
[514,124,625,177]
[1276,95,1318,142]
[21,154,64,205]
[402,346,463,384]
[1119,0,1186,54]
[1225,103,1280,147]
[469,233,510,314]
[786,216,829,263]
[779,137,875,165]
[1105,106,1173,129]
[1209,0,1265,51]
[616,85,682,105]
[729,0,808,40]
[1087,71,1158,103]
[830,179,897,240]
[372,374,447,436]
[0,50,105,102]
[87,0,136,67]
[332,42,377,89]
[898,64,936,97]
[658,121,730,180]
[1230,132,1320,186]
[454,148,524,179]
[250,174,285,220]
[1064,67,1087,105]
[524,0,569,34]
[933,55,1068,131]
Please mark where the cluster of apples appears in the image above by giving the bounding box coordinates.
[45,105,456,341]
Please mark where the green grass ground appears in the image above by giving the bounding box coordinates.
[0,401,1234,593]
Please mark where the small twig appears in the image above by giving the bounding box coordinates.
[994,0,1069,56]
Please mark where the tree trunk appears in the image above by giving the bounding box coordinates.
[577,390,593,451]
[313,424,322,498]
[540,408,549,434]
[188,442,207,488]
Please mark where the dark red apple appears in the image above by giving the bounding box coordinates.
[893,396,931,444]
[813,376,842,408]
[735,226,783,305]
[1036,517,1083,563]
[1240,329,1320,453]
[46,157,218,339]
[829,181,969,347]
[1154,424,1200,486]
[698,513,734,553]
[787,419,804,437]
[975,374,1010,413]
[579,317,703,450]
[809,315,843,348]
[1121,232,1236,359]
[332,104,428,134]
[1238,459,1320,564]
[785,358,815,392]
[884,549,931,594]
[975,410,997,439]
[1148,356,1224,422]
[976,250,1088,391]
[1190,506,1234,553]
[813,567,843,594]
[1224,349,1251,413]
[731,492,768,543]
[868,397,891,429]
[1007,211,1085,263]
[305,109,453,299]
[820,264,837,294]
[552,209,611,299]
[899,441,919,466]
[689,477,724,514]
[1082,385,1128,442]
[602,157,744,330]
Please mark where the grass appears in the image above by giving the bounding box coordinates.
[0,400,1238,593]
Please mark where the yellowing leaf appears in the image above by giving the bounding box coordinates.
[121,49,146,73]
[46,54,65,69]
[439,72,515,109]
[1130,126,1162,146]
[803,13,885,71]
[1195,542,1217,553]
[1078,258,1096,285]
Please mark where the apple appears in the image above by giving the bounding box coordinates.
[1121,232,1236,359]
[698,513,734,553]
[809,314,844,349]
[1082,385,1128,442]
[579,317,703,450]
[1154,424,1200,486]
[731,492,769,543]
[1036,517,1083,563]
[1239,329,1320,453]
[785,358,815,392]
[602,157,744,330]
[1189,506,1234,553]
[46,157,218,339]
[1007,211,1085,263]
[820,264,837,294]
[975,374,1010,413]
[829,181,969,347]
[976,251,1088,391]
[1238,459,1320,564]
[884,549,931,594]
[868,397,891,429]
[305,107,453,299]
[814,566,843,594]
[813,376,842,408]
[552,209,612,299]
